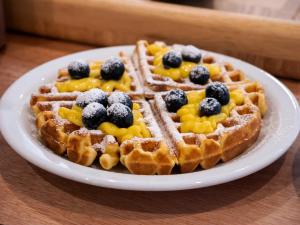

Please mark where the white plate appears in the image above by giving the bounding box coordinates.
[0,46,299,191]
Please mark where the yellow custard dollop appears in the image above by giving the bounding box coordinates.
[58,103,151,143]
[147,43,221,81]
[177,89,244,134]
[55,62,132,92]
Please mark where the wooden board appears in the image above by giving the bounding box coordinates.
[0,33,300,225]
[157,0,300,19]
[3,0,300,80]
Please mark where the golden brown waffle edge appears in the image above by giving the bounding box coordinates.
[33,100,176,175]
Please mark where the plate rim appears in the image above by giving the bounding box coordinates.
[0,45,299,191]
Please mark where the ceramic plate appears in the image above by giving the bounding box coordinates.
[0,46,299,191]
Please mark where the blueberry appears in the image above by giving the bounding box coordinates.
[108,92,133,109]
[68,60,90,79]
[82,102,107,129]
[205,82,230,105]
[164,89,188,112]
[162,51,182,68]
[107,103,133,128]
[76,89,108,108]
[181,45,202,63]
[199,98,221,116]
[101,57,125,80]
[189,65,210,85]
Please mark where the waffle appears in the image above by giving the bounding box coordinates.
[132,40,250,98]
[33,99,176,175]
[152,81,267,173]
[30,51,144,107]
[29,41,268,175]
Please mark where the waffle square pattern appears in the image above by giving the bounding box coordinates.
[29,40,268,175]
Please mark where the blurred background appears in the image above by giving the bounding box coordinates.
[1,0,300,79]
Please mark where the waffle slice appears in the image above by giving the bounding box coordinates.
[119,100,176,175]
[33,99,176,175]
[133,40,250,98]
[30,51,144,106]
[152,81,267,173]
[34,101,119,169]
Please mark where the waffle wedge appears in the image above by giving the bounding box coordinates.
[30,51,144,107]
[34,101,119,169]
[152,81,267,173]
[33,99,176,175]
[133,40,250,98]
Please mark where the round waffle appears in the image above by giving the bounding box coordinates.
[29,40,268,175]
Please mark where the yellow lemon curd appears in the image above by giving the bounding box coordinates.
[147,44,221,81]
[55,62,132,92]
[58,103,151,143]
[177,89,244,134]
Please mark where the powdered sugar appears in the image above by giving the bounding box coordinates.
[93,135,116,153]
[162,50,182,68]
[108,92,132,108]
[103,57,123,68]
[76,88,108,107]
[181,45,201,59]
[107,103,130,118]
[101,57,124,77]
[67,60,88,71]
[82,102,106,118]
[164,91,182,102]
[200,97,221,116]
[164,89,187,111]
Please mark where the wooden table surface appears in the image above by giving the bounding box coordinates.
[0,33,299,225]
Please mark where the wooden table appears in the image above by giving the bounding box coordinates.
[0,33,299,225]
